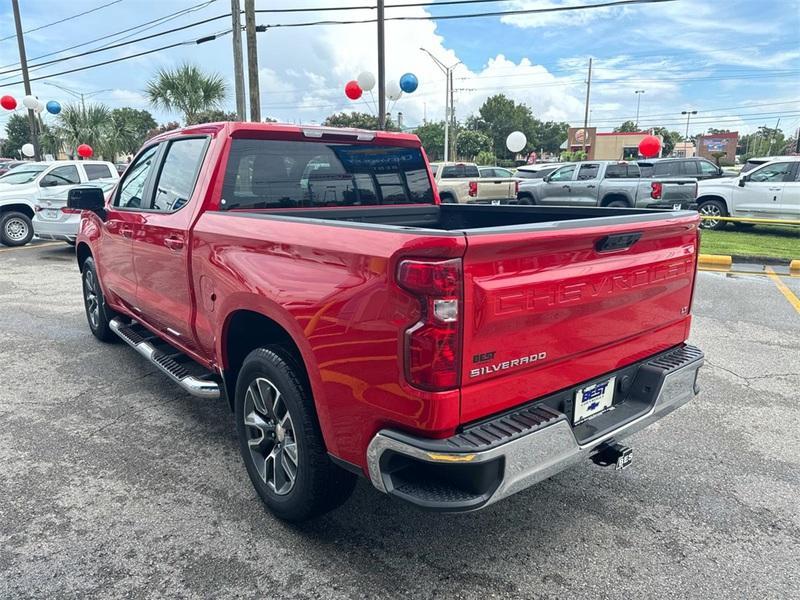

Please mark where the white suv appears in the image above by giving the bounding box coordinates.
[696,157,800,229]
[0,160,118,246]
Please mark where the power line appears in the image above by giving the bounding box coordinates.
[0,0,219,70]
[0,0,124,42]
[0,12,231,78]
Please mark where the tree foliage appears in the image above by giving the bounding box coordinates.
[738,126,788,158]
[322,111,398,131]
[145,121,181,140]
[468,95,537,159]
[187,109,238,125]
[1,113,32,157]
[58,103,116,158]
[614,120,639,133]
[456,129,491,160]
[650,127,682,157]
[146,63,226,125]
[475,150,496,166]
[110,108,157,155]
[413,121,445,161]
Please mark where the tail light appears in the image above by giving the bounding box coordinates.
[468,181,478,197]
[396,258,462,391]
[61,207,80,214]
[514,180,520,196]
[650,181,662,199]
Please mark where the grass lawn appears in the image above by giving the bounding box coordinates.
[699,225,800,260]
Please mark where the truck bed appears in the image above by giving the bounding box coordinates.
[231,203,691,232]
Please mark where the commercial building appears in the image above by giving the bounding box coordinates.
[671,141,696,158]
[695,132,738,165]
[562,128,663,160]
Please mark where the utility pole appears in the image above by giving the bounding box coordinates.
[449,69,456,159]
[766,118,781,155]
[634,89,645,128]
[244,0,260,122]
[582,58,592,155]
[681,110,697,144]
[231,0,246,121]
[11,0,40,161]
[377,0,386,130]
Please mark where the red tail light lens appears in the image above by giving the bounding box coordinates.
[650,182,663,199]
[468,181,478,197]
[397,258,462,391]
[514,180,520,196]
[61,207,80,214]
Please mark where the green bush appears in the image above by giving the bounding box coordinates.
[475,150,496,165]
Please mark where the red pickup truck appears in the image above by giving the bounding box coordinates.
[70,122,704,521]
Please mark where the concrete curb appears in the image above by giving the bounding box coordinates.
[698,254,732,268]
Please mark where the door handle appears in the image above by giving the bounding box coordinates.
[562,185,571,190]
[768,187,782,191]
[164,236,184,250]
[587,185,596,189]
[120,226,133,239]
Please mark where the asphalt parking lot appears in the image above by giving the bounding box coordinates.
[1,241,799,600]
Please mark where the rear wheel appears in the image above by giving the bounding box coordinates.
[0,211,34,247]
[698,200,728,230]
[517,193,535,205]
[235,347,357,522]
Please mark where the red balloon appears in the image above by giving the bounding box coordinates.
[77,144,93,158]
[344,80,362,100]
[0,95,17,110]
[638,135,661,158]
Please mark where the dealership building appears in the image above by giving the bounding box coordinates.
[561,127,664,160]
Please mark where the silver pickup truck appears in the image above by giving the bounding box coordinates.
[517,161,697,209]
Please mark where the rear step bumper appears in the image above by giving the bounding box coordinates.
[366,344,703,512]
[109,318,220,400]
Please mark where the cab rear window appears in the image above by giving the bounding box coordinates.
[220,139,434,209]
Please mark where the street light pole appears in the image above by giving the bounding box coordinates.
[634,90,645,128]
[681,110,697,143]
[377,0,386,130]
[421,48,460,162]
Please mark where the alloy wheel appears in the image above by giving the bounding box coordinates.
[83,269,100,329]
[243,377,298,495]
[699,203,721,229]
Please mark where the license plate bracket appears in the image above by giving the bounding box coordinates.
[574,376,616,424]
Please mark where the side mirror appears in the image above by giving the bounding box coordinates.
[738,175,747,188]
[68,186,106,218]
[39,179,58,188]
[543,174,552,183]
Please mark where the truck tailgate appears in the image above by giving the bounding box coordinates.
[460,213,699,423]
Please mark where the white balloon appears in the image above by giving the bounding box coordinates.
[21,143,35,157]
[22,95,37,109]
[506,130,527,153]
[357,71,376,91]
[386,80,402,101]
[33,100,45,113]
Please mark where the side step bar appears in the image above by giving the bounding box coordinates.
[109,318,220,400]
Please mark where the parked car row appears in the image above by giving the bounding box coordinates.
[0,160,118,246]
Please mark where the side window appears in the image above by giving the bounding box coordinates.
[550,165,576,182]
[114,145,159,209]
[683,161,700,176]
[698,161,718,175]
[84,163,113,180]
[653,162,674,177]
[40,165,80,187]
[749,162,793,183]
[151,138,208,212]
[577,164,599,180]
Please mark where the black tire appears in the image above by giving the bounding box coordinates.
[81,257,118,342]
[605,199,629,208]
[0,211,34,247]
[235,347,357,522]
[439,193,456,204]
[698,199,728,230]
[517,193,535,205]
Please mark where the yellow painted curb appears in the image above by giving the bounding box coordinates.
[698,254,732,267]
[790,260,800,274]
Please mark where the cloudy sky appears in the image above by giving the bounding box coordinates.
[0,0,798,136]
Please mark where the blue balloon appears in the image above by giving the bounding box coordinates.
[399,72,418,94]
[46,100,61,115]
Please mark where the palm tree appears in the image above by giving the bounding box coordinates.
[59,103,114,158]
[146,63,226,124]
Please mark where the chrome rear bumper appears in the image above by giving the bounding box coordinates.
[366,344,704,511]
